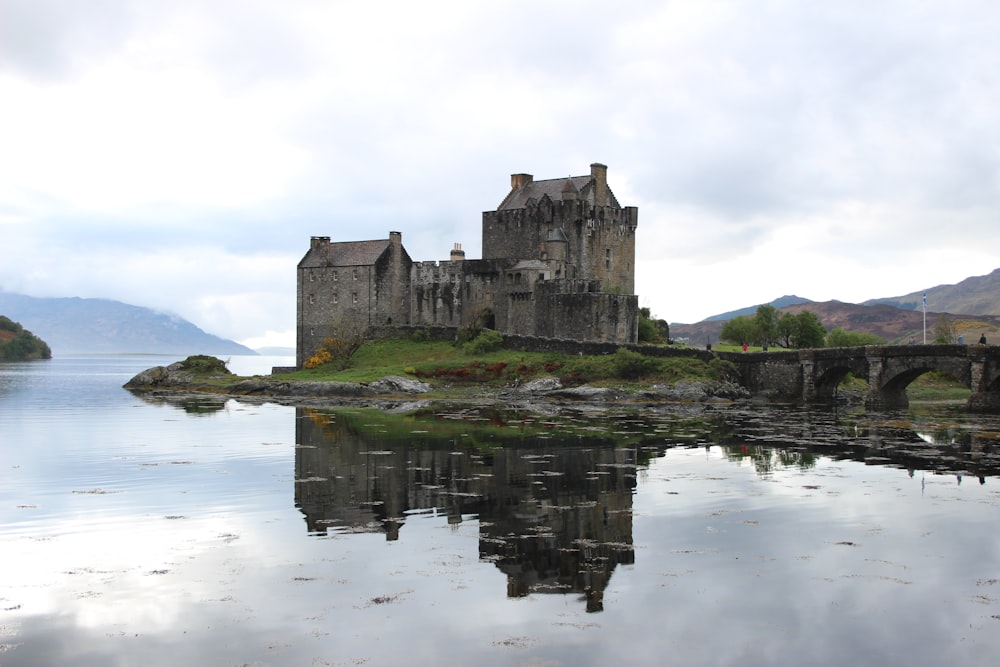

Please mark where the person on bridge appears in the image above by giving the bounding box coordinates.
[979,334,988,345]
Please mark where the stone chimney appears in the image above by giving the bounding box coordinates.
[389,231,402,246]
[591,163,608,207]
[450,242,465,262]
[511,173,533,190]
[310,236,330,251]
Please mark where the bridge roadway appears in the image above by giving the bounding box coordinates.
[717,344,1000,411]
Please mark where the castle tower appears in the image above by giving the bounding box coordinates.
[482,163,637,294]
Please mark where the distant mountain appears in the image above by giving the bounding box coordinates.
[781,301,1000,344]
[864,269,1000,316]
[701,295,812,322]
[0,292,255,355]
[669,268,1000,346]
[254,346,295,356]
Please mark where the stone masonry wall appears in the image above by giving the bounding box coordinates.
[482,201,637,294]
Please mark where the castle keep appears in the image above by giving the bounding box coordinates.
[297,163,639,367]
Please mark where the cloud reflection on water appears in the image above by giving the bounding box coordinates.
[3,360,1000,665]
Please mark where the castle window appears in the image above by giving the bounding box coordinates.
[308,294,315,304]
[309,272,315,282]
[333,293,338,304]
[352,292,358,304]
[605,248,611,269]
[352,269,358,280]
[333,271,338,281]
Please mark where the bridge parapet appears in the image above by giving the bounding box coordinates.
[721,344,1000,413]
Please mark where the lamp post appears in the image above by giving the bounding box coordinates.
[922,292,927,344]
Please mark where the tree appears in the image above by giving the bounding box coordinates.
[638,307,667,344]
[790,311,826,348]
[774,311,825,349]
[753,305,779,349]
[934,315,956,344]
[720,315,758,346]
[776,313,797,348]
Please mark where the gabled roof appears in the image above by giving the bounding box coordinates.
[301,239,392,268]
[496,175,620,211]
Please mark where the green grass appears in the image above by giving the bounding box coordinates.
[837,371,970,402]
[908,371,971,402]
[282,338,717,388]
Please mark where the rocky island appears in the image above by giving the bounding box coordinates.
[123,354,751,407]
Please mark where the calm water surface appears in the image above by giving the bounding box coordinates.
[2,355,1000,666]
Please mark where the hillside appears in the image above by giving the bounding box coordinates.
[0,292,255,355]
[669,267,1000,346]
[782,301,1000,344]
[865,269,1000,316]
[0,316,51,361]
[672,300,1000,346]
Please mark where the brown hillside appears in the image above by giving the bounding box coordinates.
[669,267,1000,346]
[781,301,1000,344]
[866,268,1000,316]
[670,301,1000,347]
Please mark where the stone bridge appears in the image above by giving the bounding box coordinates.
[719,344,1000,412]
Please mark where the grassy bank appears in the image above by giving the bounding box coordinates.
[283,337,731,389]
[277,336,970,401]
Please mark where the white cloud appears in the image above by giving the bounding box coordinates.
[2,0,999,339]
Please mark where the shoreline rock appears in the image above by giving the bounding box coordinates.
[124,360,751,407]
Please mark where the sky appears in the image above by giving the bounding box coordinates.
[2,0,999,349]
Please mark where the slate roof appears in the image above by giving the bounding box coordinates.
[496,175,621,211]
[302,239,392,268]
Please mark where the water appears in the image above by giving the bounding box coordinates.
[2,355,1000,666]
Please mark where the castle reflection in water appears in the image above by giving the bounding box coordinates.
[293,406,645,612]
[292,401,1000,614]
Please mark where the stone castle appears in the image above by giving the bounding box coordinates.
[297,163,639,367]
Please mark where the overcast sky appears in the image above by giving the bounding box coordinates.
[2,0,998,348]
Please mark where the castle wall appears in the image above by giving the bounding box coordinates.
[534,280,638,344]
[410,259,506,329]
[297,236,411,366]
[482,202,637,294]
[296,165,642,366]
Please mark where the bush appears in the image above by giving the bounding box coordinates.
[612,348,658,380]
[826,328,885,347]
[304,336,361,369]
[178,355,229,374]
[463,329,504,355]
[708,357,739,383]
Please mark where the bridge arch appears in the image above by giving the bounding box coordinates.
[866,345,974,410]
[800,348,869,402]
